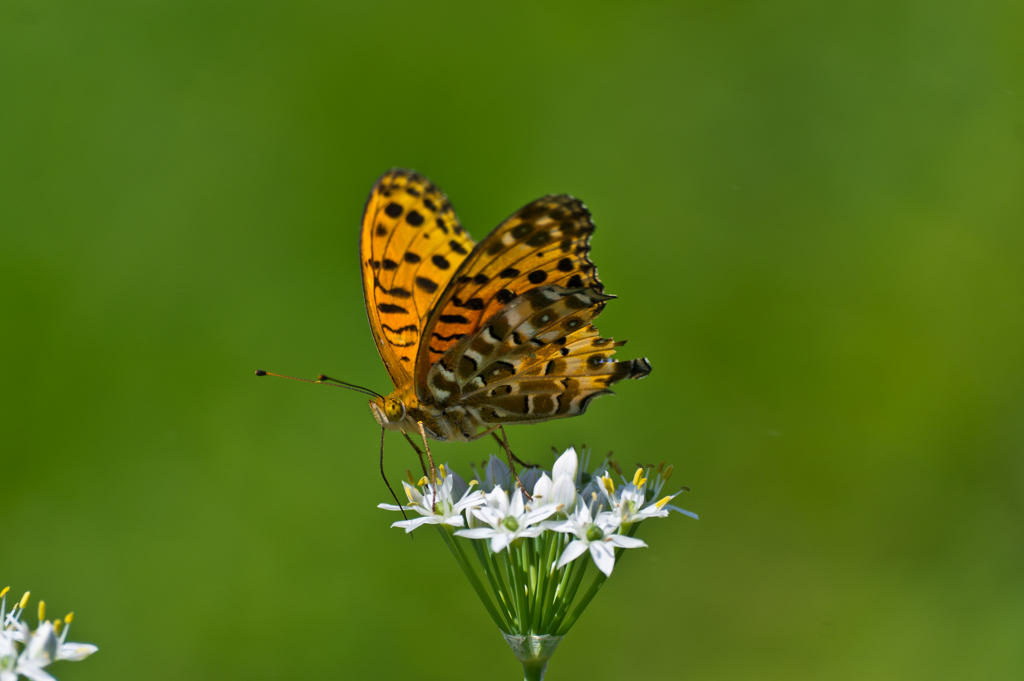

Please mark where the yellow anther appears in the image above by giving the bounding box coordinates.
[19,591,30,609]
[632,468,643,486]
[417,476,429,486]
[64,612,74,624]
[0,586,9,599]
[406,469,416,486]
[602,475,615,494]
[654,495,673,509]
[38,600,45,621]
[591,491,598,502]
[468,479,479,487]
[54,619,64,635]
[439,463,447,478]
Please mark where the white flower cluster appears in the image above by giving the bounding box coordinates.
[1,587,97,681]
[380,447,696,577]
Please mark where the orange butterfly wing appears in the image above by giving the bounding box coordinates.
[360,169,476,391]
[413,195,602,394]
[413,194,650,431]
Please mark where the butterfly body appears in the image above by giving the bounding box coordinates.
[361,169,651,442]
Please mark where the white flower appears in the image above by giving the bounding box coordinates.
[378,468,484,533]
[544,501,647,577]
[455,487,559,552]
[0,591,97,681]
[531,448,578,515]
[600,468,698,525]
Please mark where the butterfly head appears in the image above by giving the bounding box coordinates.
[369,395,407,429]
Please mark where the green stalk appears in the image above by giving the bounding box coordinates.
[501,547,525,631]
[527,536,547,632]
[548,553,590,631]
[555,523,642,635]
[437,527,509,633]
[537,533,564,632]
[471,538,515,625]
[541,543,575,632]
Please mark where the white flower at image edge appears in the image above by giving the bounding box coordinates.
[545,501,647,577]
[1,603,97,681]
[455,487,559,552]
[378,472,485,533]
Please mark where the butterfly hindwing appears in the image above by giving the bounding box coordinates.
[425,285,650,425]
[360,169,476,390]
[414,195,602,395]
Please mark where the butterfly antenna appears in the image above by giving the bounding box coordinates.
[378,428,411,528]
[254,370,383,400]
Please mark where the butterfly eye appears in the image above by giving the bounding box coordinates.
[385,399,406,421]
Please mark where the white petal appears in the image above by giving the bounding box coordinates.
[509,489,525,517]
[590,542,616,576]
[552,447,578,482]
[14,666,55,681]
[442,515,465,528]
[392,516,437,533]
[484,487,510,514]
[541,519,579,535]
[532,473,553,501]
[455,528,497,540]
[550,476,577,513]
[518,527,546,539]
[57,643,98,661]
[490,533,512,553]
[521,504,559,527]
[472,506,503,527]
[377,503,413,512]
[606,534,647,549]
[556,540,589,569]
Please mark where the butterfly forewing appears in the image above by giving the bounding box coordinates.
[414,195,602,394]
[360,169,476,389]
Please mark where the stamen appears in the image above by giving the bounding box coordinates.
[38,600,45,621]
[64,612,74,624]
[54,619,64,635]
[663,465,673,480]
[406,469,416,486]
[632,468,643,486]
[0,587,9,599]
[654,495,673,509]
[417,476,429,487]
[439,463,447,479]
[468,479,479,487]
[19,591,30,609]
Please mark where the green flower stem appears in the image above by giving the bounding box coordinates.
[502,546,525,630]
[555,523,642,635]
[510,544,531,630]
[522,661,547,681]
[540,550,574,632]
[527,537,547,632]
[472,538,516,625]
[548,554,590,631]
[437,527,509,633]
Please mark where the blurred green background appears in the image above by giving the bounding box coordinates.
[2,1,1023,679]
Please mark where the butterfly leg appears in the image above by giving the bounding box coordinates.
[417,421,441,512]
[379,428,409,523]
[495,425,533,501]
[401,430,430,479]
[490,431,539,468]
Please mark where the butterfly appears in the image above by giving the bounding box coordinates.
[360,168,651,447]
